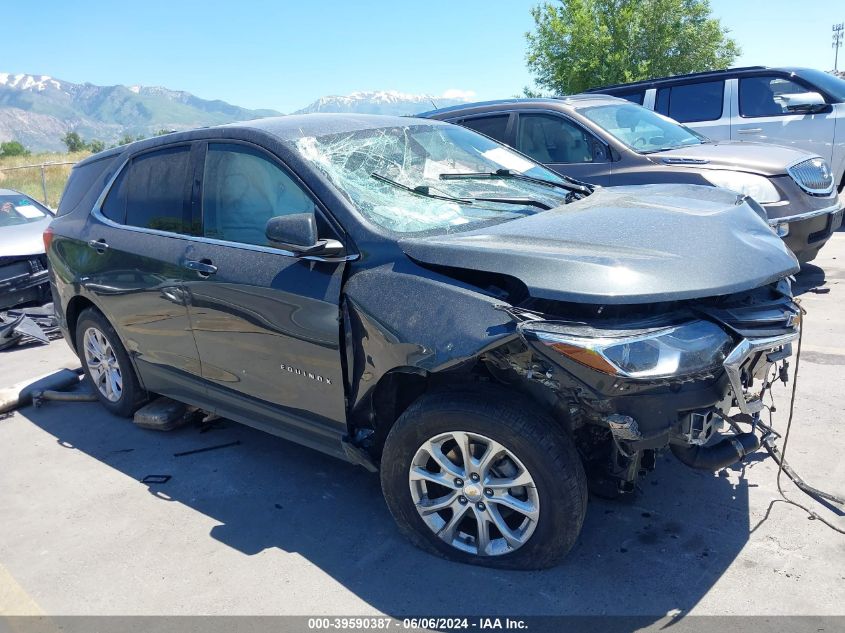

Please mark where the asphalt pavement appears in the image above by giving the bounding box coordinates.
[1,231,843,620]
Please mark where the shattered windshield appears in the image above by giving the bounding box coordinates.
[292,123,573,233]
[579,103,707,153]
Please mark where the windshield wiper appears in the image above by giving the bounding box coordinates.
[371,172,473,204]
[372,172,552,211]
[471,196,551,210]
[439,168,592,194]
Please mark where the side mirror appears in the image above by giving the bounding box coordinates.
[782,91,827,114]
[265,213,345,258]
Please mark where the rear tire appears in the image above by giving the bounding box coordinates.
[76,307,145,417]
[380,389,587,569]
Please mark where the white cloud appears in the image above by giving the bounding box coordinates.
[441,88,476,101]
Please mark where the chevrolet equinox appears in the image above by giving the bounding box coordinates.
[46,114,802,569]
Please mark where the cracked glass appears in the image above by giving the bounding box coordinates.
[292,123,572,234]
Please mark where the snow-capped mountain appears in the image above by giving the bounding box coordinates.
[0,74,478,152]
[0,73,280,152]
[294,90,475,115]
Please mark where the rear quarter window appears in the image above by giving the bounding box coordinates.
[56,154,119,217]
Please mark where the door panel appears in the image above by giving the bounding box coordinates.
[186,141,349,441]
[184,244,347,428]
[80,219,201,398]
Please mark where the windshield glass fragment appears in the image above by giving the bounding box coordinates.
[292,124,572,233]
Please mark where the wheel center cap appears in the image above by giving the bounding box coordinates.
[462,482,483,501]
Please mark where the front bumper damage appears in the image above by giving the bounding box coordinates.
[509,289,802,492]
[0,254,50,311]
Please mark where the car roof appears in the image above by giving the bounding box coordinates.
[73,114,448,168]
[419,94,628,118]
[0,188,28,196]
[583,66,833,93]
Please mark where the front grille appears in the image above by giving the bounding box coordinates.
[788,157,834,195]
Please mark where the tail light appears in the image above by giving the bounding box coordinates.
[42,225,54,252]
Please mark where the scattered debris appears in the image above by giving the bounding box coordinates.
[32,388,97,407]
[140,475,171,484]
[0,303,60,350]
[0,368,81,414]
[174,440,241,458]
[133,397,188,431]
[809,287,831,294]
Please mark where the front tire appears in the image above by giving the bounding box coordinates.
[76,307,145,417]
[380,390,587,569]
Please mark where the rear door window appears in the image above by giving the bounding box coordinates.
[516,113,604,164]
[655,81,724,123]
[739,76,810,117]
[101,146,192,233]
[458,115,510,143]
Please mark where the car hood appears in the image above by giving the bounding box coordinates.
[0,217,51,257]
[399,184,799,305]
[651,141,815,176]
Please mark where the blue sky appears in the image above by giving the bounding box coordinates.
[3,0,842,112]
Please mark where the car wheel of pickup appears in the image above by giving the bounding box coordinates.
[380,389,587,569]
[76,308,145,418]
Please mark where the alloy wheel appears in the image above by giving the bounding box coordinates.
[83,326,123,403]
[408,431,540,557]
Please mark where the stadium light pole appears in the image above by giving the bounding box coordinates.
[834,23,844,72]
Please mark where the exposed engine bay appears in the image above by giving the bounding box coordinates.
[480,278,802,495]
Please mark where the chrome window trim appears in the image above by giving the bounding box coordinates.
[90,150,358,263]
[767,202,841,225]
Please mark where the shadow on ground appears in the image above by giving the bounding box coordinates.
[21,390,756,620]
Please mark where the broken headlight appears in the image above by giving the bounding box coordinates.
[521,319,734,379]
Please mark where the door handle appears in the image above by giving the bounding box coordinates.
[185,259,218,277]
[87,239,109,253]
[736,128,763,134]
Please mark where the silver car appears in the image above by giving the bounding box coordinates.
[0,188,53,310]
[422,95,842,263]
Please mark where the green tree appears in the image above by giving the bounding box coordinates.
[61,131,86,152]
[0,141,29,157]
[525,0,740,95]
[88,139,106,153]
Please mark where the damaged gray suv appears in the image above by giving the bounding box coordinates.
[47,114,801,569]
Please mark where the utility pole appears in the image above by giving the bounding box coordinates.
[834,23,844,72]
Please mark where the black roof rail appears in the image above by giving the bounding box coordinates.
[586,66,769,92]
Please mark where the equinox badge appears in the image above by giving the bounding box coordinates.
[280,363,333,385]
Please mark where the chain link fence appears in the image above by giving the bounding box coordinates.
[0,161,77,209]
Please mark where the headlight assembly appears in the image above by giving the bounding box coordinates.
[700,170,781,204]
[520,319,734,379]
